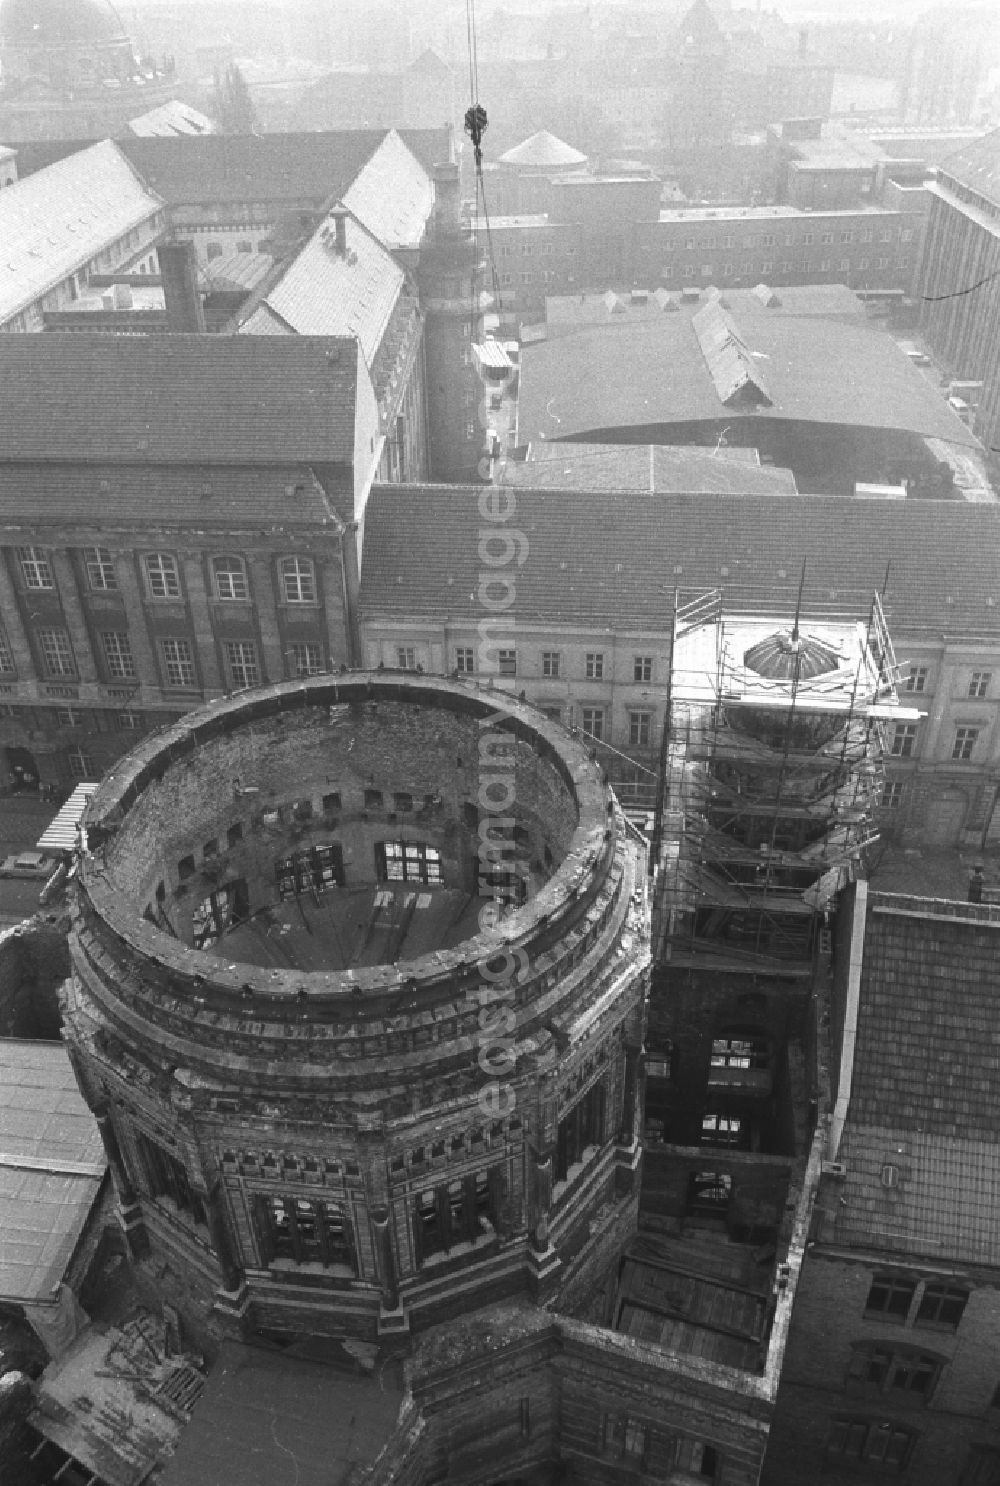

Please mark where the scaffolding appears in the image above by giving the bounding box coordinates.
[651,586,913,965]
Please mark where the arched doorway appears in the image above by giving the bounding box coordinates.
[925,787,967,847]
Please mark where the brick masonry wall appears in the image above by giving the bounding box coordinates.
[764,1249,1000,1486]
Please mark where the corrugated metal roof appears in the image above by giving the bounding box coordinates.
[0,1039,105,1304]
[37,782,98,852]
[0,139,163,326]
[475,340,513,371]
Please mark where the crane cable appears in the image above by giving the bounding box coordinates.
[463,0,503,328]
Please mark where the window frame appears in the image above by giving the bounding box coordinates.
[628,709,652,747]
[891,723,918,758]
[455,646,475,674]
[224,639,261,691]
[864,1273,916,1322]
[904,665,928,693]
[581,706,605,741]
[953,727,979,762]
[211,554,250,602]
[289,641,323,677]
[585,651,604,680]
[142,551,182,600]
[542,650,561,678]
[498,649,516,678]
[83,545,118,591]
[160,637,197,689]
[279,555,317,605]
[17,545,54,591]
[969,671,992,699]
[633,654,653,682]
[916,1281,969,1330]
[100,630,136,680]
[37,627,75,678]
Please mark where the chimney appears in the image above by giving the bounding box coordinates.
[157,240,205,333]
[431,161,462,238]
[331,205,348,255]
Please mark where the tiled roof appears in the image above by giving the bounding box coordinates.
[518,294,979,448]
[0,139,162,325]
[502,442,798,494]
[0,1039,105,1304]
[240,208,404,371]
[342,128,434,250]
[836,893,1000,1265]
[358,484,1000,636]
[498,130,588,168]
[937,127,1000,208]
[0,334,360,465]
[0,465,341,527]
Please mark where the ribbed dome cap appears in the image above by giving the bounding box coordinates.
[743,630,840,681]
[0,0,127,47]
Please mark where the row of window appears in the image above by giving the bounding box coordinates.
[905,665,992,698]
[661,257,897,281]
[446,647,655,682]
[0,629,325,689]
[14,546,320,605]
[825,1422,1000,1482]
[890,722,984,761]
[866,1273,969,1329]
[660,227,907,250]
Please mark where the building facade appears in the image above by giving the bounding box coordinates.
[764,886,1000,1486]
[358,485,1000,849]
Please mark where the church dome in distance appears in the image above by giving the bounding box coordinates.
[743,630,841,681]
[0,0,128,47]
[498,130,588,169]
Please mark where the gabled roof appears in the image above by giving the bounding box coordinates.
[239,208,404,372]
[358,484,1000,636]
[0,1038,105,1304]
[342,128,434,251]
[518,290,980,448]
[836,891,1000,1267]
[498,130,588,169]
[0,334,360,465]
[936,126,1000,209]
[0,138,162,325]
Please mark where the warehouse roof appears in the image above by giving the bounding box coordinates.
[518,292,979,447]
[0,1039,105,1305]
[0,334,360,465]
[836,891,1000,1266]
[0,138,162,326]
[502,442,798,494]
[342,128,434,250]
[359,484,1000,636]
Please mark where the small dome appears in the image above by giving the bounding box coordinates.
[498,130,588,169]
[0,0,127,47]
[743,630,841,681]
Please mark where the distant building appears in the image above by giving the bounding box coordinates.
[899,5,999,127]
[0,0,179,140]
[766,885,1000,1485]
[916,130,1000,468]
[291,48,457,133]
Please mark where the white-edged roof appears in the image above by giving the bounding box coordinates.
[342,128,434,251]
[128,99,215,137]
[0,139,163,327]
[37,782,98,853]
[498,130,587,169]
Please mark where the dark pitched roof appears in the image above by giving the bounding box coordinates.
[836,892,1000,1266]
[937,127,1000,208]
[0,465,342,528]
[7,128,450,204]
[0,334,359,465]
[518,294,979,448]
[358,484,1000,636]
